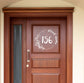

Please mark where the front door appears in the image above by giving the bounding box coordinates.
[11,17,67,83]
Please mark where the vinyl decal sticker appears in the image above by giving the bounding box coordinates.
[34,29,58,50]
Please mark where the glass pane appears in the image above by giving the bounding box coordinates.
[33,25,59,53]
[13,25,22,83]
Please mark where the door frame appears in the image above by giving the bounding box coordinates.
[3,7,74,83]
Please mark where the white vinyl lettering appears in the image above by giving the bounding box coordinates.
[48,29,56,35]
[55,36,58,44]
[42,36,53,44]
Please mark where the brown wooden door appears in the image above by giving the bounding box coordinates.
[11,17,67,83]
[26,17,67,83]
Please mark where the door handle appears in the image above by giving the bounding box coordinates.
[27,49,30,62]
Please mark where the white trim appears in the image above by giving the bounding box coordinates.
[1,9,4,83]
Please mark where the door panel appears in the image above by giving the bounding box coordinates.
[32,73,60,83]
[27,17,67,83]
[32,58,60,68]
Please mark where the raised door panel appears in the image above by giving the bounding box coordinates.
[32,58,60,68]
[32,73,60,83]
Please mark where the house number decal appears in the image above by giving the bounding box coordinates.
[34,29,58,50]
[42,36,53,44]
[42,36,58,44]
